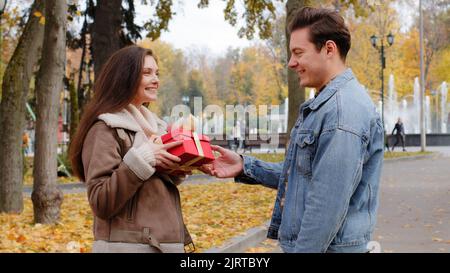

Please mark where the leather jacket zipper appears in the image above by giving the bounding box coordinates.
[127,195,137,222]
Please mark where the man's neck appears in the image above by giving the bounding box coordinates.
[316,65,347,93]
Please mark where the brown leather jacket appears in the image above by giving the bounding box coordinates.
[82,121,194,252]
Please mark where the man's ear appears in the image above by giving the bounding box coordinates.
[325,40,338,57]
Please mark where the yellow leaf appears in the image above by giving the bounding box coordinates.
[39,17,45,25]
[33,11,42,18]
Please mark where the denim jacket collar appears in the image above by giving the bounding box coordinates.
[307,68,355,111]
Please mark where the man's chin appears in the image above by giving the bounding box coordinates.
[298,80,309,88]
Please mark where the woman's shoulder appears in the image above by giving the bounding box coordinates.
[85,120,119,142]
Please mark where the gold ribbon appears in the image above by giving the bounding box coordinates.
[167,131,204,174]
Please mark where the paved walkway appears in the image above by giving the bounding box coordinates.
[373,152,450,253]
[245,149,450,253]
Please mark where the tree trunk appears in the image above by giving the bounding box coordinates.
[0,0,45,213]
[77,17,87,112]
[92,0,124,78]
[286,0,307,136]
[31,0,66,224]
[69,74,79,145]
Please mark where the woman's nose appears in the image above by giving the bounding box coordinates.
[151,75,159,84]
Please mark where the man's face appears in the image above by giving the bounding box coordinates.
[288,28,328,90]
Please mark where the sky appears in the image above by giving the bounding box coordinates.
[135,0,262,56]
[157,1,255,55]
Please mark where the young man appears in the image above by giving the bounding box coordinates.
[202,7,384,253]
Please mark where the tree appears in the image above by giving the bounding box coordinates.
[285,0,307,135]
[68,74,79,144]
[91,0,132,77]
[84,0,281,86]
[418,0,449,91]
[186,70,206,113]
[247,46,287,106]
[0,4,25,85]
[31,0,67,224]
[264,12,288,104]
[345,1,398,98]
[186,47,220,106]
[0,0,45,213]
[214,48,239,104]
[198,0,279,40]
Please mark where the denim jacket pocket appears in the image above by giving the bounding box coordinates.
[295,131,316,176]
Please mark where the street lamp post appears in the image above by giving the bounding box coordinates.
[419,0,426,151]
[370,32,394,128]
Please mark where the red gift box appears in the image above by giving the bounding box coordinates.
[156,129,215,175]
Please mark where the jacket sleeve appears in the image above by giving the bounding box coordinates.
[234,155,283,189]
[294,128,364,252]
[82,122,152,220]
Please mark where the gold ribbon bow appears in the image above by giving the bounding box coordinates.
[166,115,205,174]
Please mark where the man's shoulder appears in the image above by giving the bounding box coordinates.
[335,80,380,134]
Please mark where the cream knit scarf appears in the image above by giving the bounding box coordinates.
[125,104,164,138]
[98,103,167,143]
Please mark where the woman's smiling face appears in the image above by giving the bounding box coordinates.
[132,55,160,106]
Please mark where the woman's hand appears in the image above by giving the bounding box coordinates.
[147,140,183,169]
[132,132,183,170]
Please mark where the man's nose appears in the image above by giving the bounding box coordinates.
[288,56,297,69]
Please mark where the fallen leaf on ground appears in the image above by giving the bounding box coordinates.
[0,181,275,253]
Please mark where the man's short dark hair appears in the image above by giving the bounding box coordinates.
[288,7,351,61]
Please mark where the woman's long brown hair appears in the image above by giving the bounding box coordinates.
[69,45,157,181]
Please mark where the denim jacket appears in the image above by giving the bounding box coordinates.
[235,69,384,253]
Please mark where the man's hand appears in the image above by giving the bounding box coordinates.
[199,145,244,178]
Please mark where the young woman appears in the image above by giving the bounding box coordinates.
[69,45,194,253]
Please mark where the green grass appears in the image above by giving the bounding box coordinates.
[251,151,433,161]
[384,151,432,159]
[248,153,285,162]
